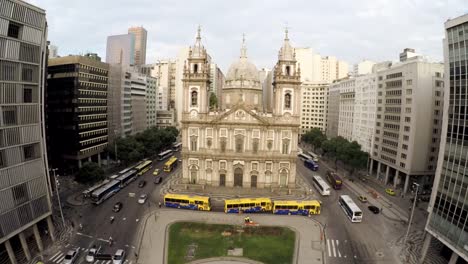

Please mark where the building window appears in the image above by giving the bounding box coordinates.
[3,106,17,125]
[285,66,291,76]
[12,183,29,206]
[400,162,405,168]
[23,144,36,161]
[405,117,411,122]
[193,64,198,73]
[191,91,198,106]
[252,138,259,153]
[282,139,290,155]
[284,93,291,109]
[190,136,198,151]
[220,138,227,152]
[402,144,408,150]
[235,136,243,153]
[206,138,212,148]
[401,153,407,159]
[7,22,21,39]
[267,140,273,151]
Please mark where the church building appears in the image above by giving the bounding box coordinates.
[180,28,301,188]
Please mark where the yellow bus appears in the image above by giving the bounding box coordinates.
[164,193,211,211]
[224,198,272,213]
[134,160,153,176]
[272,200,321,216]
[163,156,178,172]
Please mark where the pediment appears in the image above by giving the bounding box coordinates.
[210,104,269,125]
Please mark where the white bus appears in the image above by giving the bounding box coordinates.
[338,195,363,222]
[298,153,313,161]
[307,151,319,162]
[91,180,121,205]
[312,175,331,196]
[157,150,173,161]
[172,142,182,152]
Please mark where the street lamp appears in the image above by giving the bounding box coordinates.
[51,168,66,227]
[403,182,420,245]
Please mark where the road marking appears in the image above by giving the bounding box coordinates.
[49,252,61,261]
[76,232,94,239]
[106,260,112,264]
[65,243,70,248]
[331,240,337,257]
[327,239,331,257]
[97,238,110,243]
[56,256,65,263]
[337,240,341,257]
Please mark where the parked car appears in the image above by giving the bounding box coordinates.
[368,205,380,214]
[113,202,123,212]
[358,195,368,203]
[154,176,162,184]
[385,188,396,196]
[63,250,79,264]
[86,245,102,263]
[138,194,148,204]
[113,249,126,264]
[138,180,146,188]
[153,169,160,176]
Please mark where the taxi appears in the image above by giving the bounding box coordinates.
[153,168,160,176]
[385,188,396,196]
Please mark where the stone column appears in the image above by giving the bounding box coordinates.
[19,232,31,261]
[419,232,432,264]
[5,240,17,264]
[376,162,381,180]
[33,224,44,252]
[384,166,390,185]
[393,170,399,188]
[46,216,56,242]
[449,251,459,264]
[403,174,410,194]
[369,159,374,175]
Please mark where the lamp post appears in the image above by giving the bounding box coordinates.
[403,182,420,245]
[51,168,66,227]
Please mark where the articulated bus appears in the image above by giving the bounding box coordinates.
[339,195,362,222]
[164,193,211,211]
[91,180,121,205]
[163,156,178,172]
[116,169,138,187]
[158,150,173,161]
[82,180,109,198]
[312,175,331,196]
[307,151,319,162]
[224,198,273,213]
[172,142,182,152]
[327,171,343,190]
[272,200,321,216]
[304,159,319,171]
[134,160,153,176]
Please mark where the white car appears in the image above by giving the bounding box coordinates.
[113,249,126,264]
[138,194,148,204]
[85,245,101,262]
[62,250,78,264]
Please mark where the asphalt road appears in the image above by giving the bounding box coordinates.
[48,153,181,264]
[296,159,401,264]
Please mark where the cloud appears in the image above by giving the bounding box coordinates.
[34,0,468,72]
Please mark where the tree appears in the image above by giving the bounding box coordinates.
[302,128,327,150]
[116,137,144,165]
[209,93,218,110]
[76,162,105,184]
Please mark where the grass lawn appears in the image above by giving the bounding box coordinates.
[167,222,295,264]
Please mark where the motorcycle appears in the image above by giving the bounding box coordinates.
[110,216,115,224]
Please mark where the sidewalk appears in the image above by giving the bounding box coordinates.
[136,210,325,264]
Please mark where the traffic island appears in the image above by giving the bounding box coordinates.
[167,222,295,264]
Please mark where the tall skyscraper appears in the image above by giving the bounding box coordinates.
[0,1,54,262]
[106,34,135,66]
[128,26,147,66]
[47,56,109,169]
[422,14,468,263]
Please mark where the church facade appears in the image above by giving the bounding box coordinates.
[180,28,301,188]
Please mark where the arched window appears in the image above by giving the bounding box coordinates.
[191,91,198,106]
[285,66,291,76]
[282,139,290,154]
[193,64,198,73]
[284,93,291,109]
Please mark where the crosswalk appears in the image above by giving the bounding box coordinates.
[47,248,132,264]
[327,239,343,258]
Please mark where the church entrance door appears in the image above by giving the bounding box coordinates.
[251,175,257,188]
[219,174,226,186]
[234,168,243,187]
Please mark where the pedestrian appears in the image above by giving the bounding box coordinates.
[158,201,162,208]
[380,207,383,213]
[79,223,83,230]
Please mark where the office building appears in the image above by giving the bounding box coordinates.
[209,63,225,107]
[128,26,147,66]
[48,44,58,59]
[0,1,55,262]
[300,82,329,134]
[156,110,175,128]
[106,34,135,66]
[130,71,147,134]
[146,76,157,128]
[295,47,349,83]
[354,60,376,76]
[422,14,468,263]
[47,56,109,169]
[368,50,444,194]
[326,82,341,138]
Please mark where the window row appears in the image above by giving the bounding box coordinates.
[0,83,37,104]
[0,60,39,82]
[0,38,41,63]
[0,142,40,168]
[0,124,39,148]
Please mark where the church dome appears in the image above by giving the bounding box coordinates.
[224,35,261,89]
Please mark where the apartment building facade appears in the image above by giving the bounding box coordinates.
[422,14,468,263]
[128,26,147,66]
[0,1,55,262]
[368,54,444,194]
[300,82,328,134]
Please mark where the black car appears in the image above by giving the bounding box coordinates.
[368,205,380,214]
[154,176,162,184]
[113,202,123,212]
[138,180,146,188]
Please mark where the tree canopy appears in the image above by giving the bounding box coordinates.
[76,162,105,184]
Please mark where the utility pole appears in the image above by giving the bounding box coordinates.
[51,168,66,227]
[403,182,419,245]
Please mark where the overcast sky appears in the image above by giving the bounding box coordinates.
[31,0,468,72]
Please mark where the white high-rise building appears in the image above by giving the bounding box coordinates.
[300,82,329,134]
[145,76,157,128]
[354,60,376,76]
[295,47,348,83]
